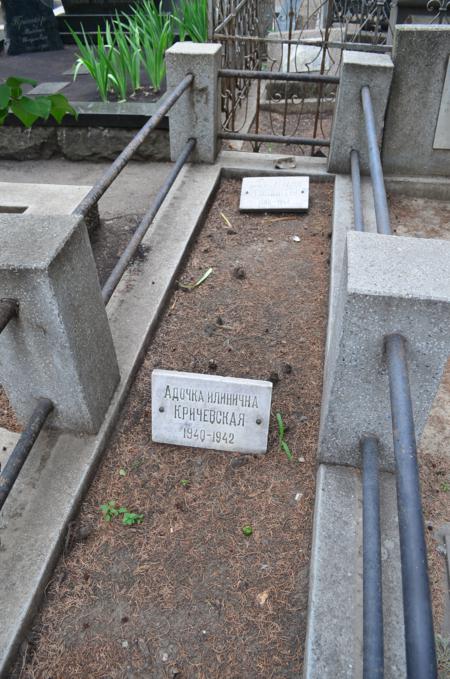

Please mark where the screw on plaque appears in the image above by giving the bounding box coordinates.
[256,418,262,425]
[159,406,164,412]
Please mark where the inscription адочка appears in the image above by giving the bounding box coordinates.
[152,370,273,454]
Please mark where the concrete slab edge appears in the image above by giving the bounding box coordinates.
[219,150,334,181]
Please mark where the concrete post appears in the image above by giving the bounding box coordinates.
[319,230,450,471]
[0,214,119,434]
[165,42,222,164]
[382,25,450,177]
[328,51,393,174]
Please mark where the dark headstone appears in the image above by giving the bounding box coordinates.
[61,0,137,13]
[4,0,63,56]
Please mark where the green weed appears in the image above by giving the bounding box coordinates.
[0,76,76,127]
[172,0,208,43]
[276,412,293,461]
[70,0,207,101]
[100,501,144,525]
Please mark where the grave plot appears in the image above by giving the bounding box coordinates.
[10,178,332,678]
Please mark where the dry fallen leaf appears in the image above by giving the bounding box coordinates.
[220,212,233,229]
[257,590,270,606]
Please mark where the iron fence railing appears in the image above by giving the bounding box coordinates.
[211,0,393,151]
[74,74,194,220]
[218,67,338,149]
[352,85,438,679]
[0,73,195,513]
[101,137,195,304]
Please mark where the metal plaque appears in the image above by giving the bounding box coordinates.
[239,176,309,212]
[152,369,273,454]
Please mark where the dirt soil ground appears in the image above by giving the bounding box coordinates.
[12,179,332,679]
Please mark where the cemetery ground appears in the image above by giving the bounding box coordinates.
[0,162,449,677]
[7,178,332,678]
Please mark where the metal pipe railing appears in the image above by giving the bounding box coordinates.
[385,333,437,679]
[213,34,392,53]
[0,398,54,511]
[0,299,19,334]
[101,138,196,305]
[218,68,340,84]
[350,149,364,232]
[361,434,384,679]
[73,74,194,219]
[361,86,391,236]
[219,131,330,147]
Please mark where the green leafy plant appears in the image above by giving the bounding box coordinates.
[276,412,293,461]
[118,509,144,525]
[180,479,190,487]
[242,525,253,537]
[172,0,208,43]
[100,500,120,521]
[0,76,76,127]
[100,501,144,525]
[134,0,174,91]
[70,0,207,101]
[440,480,450,492]
[71,26,112,102]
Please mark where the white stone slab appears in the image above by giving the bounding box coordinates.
[240,176,309,212]
[0,182,93,215]
[151,369,272,454]
[434,57,450,150]
[28,82,69,95]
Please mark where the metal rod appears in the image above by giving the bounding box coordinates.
[361,86,391,236]
[213,0,252,32]
[218,68,340,84]
[0,299,19,334]
[361,435,384,679]
[73,74,194,218]
[219,131,330,146]
[102,138,196,305]
[0,398,53,512]
[385,333,437,679]
[213,33,392,52]
[350,149,364,232]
